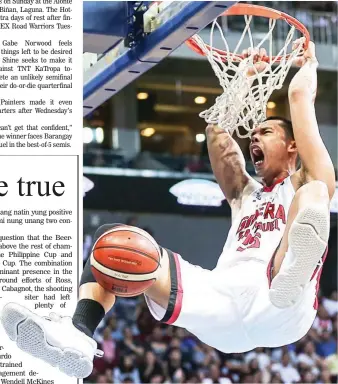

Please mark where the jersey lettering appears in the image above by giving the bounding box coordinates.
[236,203,286,253]
[275,204,286,224]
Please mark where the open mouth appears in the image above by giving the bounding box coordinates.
[251,146,265,167]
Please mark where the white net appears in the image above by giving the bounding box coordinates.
[192,14,304,138]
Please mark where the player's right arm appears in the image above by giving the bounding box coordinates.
[206,124,258,218]
[206,47,265,218]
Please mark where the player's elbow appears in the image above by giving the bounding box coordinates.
[326,172,336,201]
[323,177,336,201]
[308,167,336,200]
[288,87,314,104]
[320,162,336,200]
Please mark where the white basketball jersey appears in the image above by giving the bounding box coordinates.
[217,176,295,269]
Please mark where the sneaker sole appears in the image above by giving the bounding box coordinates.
[1,303,93,379]
[269,205,329,309]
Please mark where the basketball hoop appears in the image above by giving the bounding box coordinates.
[186,3,310,137]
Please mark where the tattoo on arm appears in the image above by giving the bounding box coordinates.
[206,124,253,204]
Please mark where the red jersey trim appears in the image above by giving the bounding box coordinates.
[262,177,287,192]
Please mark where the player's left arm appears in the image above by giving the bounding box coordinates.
[288,40,336,199]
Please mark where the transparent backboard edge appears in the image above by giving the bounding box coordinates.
[83,1,236,116]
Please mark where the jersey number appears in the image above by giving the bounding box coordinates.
[237,231,261,252]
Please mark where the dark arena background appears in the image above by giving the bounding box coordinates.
[83,2,338,383]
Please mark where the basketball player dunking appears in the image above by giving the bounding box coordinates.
[1,41,335,378]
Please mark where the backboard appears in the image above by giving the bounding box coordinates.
[83,1,237,116]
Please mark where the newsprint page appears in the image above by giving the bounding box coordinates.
[0,1,81,384]
[1,2,337,384]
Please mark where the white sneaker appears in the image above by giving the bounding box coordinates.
[269,205,329,308]
[1,303,103,378]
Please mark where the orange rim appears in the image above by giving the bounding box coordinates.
[186,3,310,63]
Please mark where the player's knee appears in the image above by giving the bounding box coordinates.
[146,247,171,309]
[298,180,329,201]
[80,257,96,286]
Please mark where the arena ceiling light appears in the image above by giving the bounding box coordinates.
[83,176,94,197]
[194,96,207,104]
[196,133,206,142]
[96,127,104,144]
[141,127,155,137]
[137,92,149,100]
[267,101,276,109]
[170,179,225,207]
[83,127,94,144]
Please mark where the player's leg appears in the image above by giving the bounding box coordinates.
[73,244,171,337]
[0,257,116,378]
[269,180,330,308]
[1,224,172,379]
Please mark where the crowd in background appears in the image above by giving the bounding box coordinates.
[83,149,213,173]
[83,1,338,381]
[84,150,338,186]
[83,5,337,384]
[83,213,337,384]
[84,291,338,384]
[261,1,337,13]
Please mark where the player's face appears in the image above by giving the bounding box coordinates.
[249,120,292,179]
